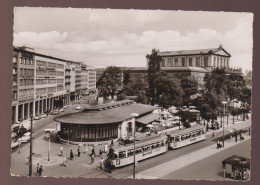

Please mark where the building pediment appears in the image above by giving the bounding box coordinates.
[213,48,231,57]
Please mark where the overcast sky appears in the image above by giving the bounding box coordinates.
[13,7,253,72]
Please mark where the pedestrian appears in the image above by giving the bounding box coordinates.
[90,154,95,164]
[36,163,40,174]
[111,139,114,146]
[216,140,221,149]
[100,157,104,170]
[38,165,43,176]
[91,145,96,157]
[99,149,103,156]
[212,132,215,138]
[60,145,63,156]
[62,156,68,167]
[104,143,108,153]
[70,149,74,160]
[77,145,81,157]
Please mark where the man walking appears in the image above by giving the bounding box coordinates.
[38,165,43,176]
[77,145,81,157]
[36,163,40,174]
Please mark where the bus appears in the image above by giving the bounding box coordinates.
[110,134,168,168]
[167,125,206,149]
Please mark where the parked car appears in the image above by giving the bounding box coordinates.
[51,110,60,115]
[11,140,20,149]
[40,113,47,118]
[59,108,64,112]
[11,132,17,139]
[18,132,31,143]
[44,128,57,138]
[34,115,41,120]
[63,105,69,109]
[75,105,82,110]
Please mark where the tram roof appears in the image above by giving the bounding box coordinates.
[113,134,168,151]
[54,102,158,125]
[167,125,205,137]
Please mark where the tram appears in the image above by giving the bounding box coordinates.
[110,134,168,168]
[167,125,206,149]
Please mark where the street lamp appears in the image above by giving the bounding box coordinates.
[29,114,33,176]
[222,101,227,148]
[131,113,139,179]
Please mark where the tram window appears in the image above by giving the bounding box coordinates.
[197,130,201,135]
[181,135,186,140]
[157,142,160,147]
[175,137,180,142]
[119,152,126,158]
[127,150,133,156]
[201,129,205,134]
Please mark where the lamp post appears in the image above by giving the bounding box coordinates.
[222,101,227,148]
[131,113,139,179]
[29,114,33,176]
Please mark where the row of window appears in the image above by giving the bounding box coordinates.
[19,89,34,98]
[19,68,34,77]
[20,79,34,86]
[213,57,229,67]
[170,129,205,142]
[117,140,166,159]
[57,71,64,76]
[12,91,17,100]
[162,56,209,67]
[36,79,64,85]
[19,58,34,65]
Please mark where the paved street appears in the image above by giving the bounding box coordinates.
[162,139,250,180]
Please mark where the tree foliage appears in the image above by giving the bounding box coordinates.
[181,76,199,105]
[146,49,162,105]
[97,66,122,99]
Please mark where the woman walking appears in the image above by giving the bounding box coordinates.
[70,150,74,160]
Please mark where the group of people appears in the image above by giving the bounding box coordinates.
[36,163,43,176]
[58,140,114,168]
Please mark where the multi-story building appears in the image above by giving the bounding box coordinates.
[34,54,69,116]
[87,66,96,92]
[11,47,97,124]
[12,47,35,123]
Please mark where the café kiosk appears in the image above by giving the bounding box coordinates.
[222,155,250,180]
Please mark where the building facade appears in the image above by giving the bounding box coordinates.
[11,47,97,124]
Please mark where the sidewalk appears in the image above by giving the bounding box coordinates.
[130,133,251,179]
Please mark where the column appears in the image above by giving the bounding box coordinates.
[48,98,51,110]
[45,99,48,112]
[21,104,24,120]
[26,103,30,119]
[15,105,19,123]
[41,100,44,113]
[33,101,36,117]
[37,100,40,115]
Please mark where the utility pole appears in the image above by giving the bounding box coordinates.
[29,114,33,176]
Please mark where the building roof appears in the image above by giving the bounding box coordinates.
[126,66,208,73]
[54,102,158,125]
[136,113,160,125]
[158,46,231,57]
[222,155,250,169]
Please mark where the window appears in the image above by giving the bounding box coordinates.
[189,58,192,66]
[204,57,208,67]
[182,58,185,66]
[175,58,178,66]
[168,58,173,67]
[196,57,200,66]
[162,59,166,67]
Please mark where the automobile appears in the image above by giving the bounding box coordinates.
[63,105,69,109]
[75,105,82,110]
[18,132,31,143]
[51,110,60,115]
[59,108,64,112]
[40,113,47,118]
[11,140,20,149]
[11,132,17,139]
[34,115,41,120]
[11,123,21,132]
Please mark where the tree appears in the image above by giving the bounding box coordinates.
[227,73,246,100]
[123,70,131,86]
[180,76,199,105]
[154,71,183,108]
[97,66,122,99]
[146,49,162,105]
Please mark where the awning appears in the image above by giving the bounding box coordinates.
[136,113,160,125]
[222,155,250,169]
